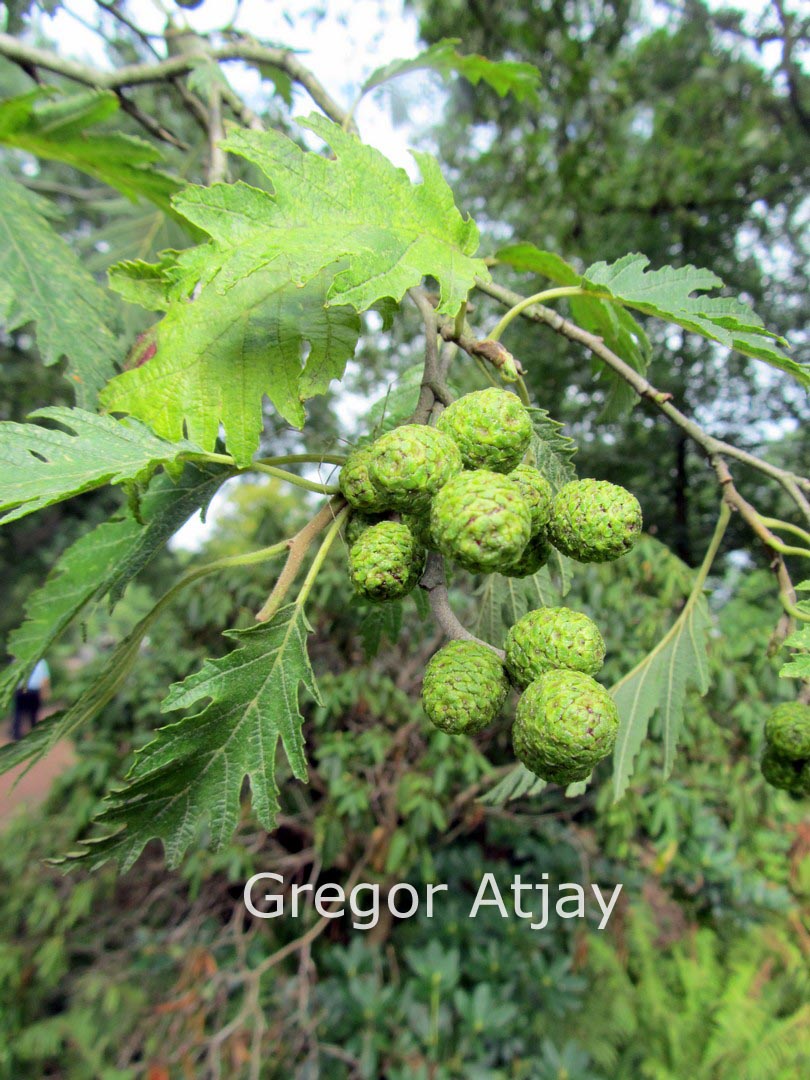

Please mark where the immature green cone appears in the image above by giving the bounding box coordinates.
[339,444,389,512]
[345,511,387,547]
[512,670,619,782]
[549,479,642,563]
[508,465,553,533]
[430,470,532,573]
[348,521,425,602]
[505,607,605,688]
[422,640,509,734]
[437,388,532,473]
[501,532,552,578]
[764,702,810,760]
[368,424,462,514]
[760,746,809,796]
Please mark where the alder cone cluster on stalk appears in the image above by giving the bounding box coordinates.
[337,387,643,785]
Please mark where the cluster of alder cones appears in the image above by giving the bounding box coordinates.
[338,388,644,785]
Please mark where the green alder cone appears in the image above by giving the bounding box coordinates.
[339,444,390,512]
[430,469,532,573]
[512,670,619,783]
[501,531,552,578]
[549,479,642,563]
[437,387,532,473]
[348,521,425,602]
[421,639,510,734]
[345,511,387,547]
[368,424,462,514]
[505,607,606,688]
[760,745,809,796]
[764,701,810,760]
[508,464,553,532]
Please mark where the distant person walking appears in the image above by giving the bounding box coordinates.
[12,659,50,741]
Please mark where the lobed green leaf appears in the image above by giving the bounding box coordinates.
[71,605,319,870]
[0,407,203,524]
[611,590,712,801]
[0,174,120,406]
[102,265,360,464]
[0,88,185,219]
[583,254,806,388]
[361,38,541,103]
[0,461,228,717]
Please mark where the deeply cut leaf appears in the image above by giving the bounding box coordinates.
[0,461,228,717]
[611,590,712,801]
[0,88,184,218]
[479,764,547,806]
[583,254,806,388]
[362,38,541,103]
[102,115,486,461]
[0,407,203,524]
[102,264,360,464]
[497,244,652,416]
[474,570,560,648]
[0,173,119,406]
[72,605,318,870]
[176,113,488,315]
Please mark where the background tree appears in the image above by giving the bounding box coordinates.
[0,1,809,1076]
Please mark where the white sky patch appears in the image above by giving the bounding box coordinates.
[42,0,428,171]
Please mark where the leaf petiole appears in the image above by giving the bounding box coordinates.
[190,451,341,494]
[488,285,586,342]
[760,517,810,553]
[295,505,351,607]
[612,502,731,702]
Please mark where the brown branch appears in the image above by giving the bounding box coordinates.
[255,498,344,622]
[207,85,228,184]
[0,32,353,130]
[475,277,810,527]
[115,89,189,150]
[420,552,505,657]
[407,286,452,423]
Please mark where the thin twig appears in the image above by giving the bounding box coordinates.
[256,498,345,622]
[407,287,450,423]
[0,32,353,129]
[475,277,810,526]
[207,84,228,184]
[115,89,189,149]
[419,553,505,656]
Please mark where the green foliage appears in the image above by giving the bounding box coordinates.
[780,582,810,679]
[611,590,711,800]
[582,254,805,387]
[0,461,226,714]
[176,114,486,315]
[0,407,203,523]
[0,88,183,216]
[0,8,808,1072]
[99,114,489,460]
[76,604,318,869]
[362,38,541,102]
[478,762,546,805]
[0,174,119,406]
[104,261,361,463]
[572,907,810,1078]
[498,244,652,416]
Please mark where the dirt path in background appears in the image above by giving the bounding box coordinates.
[0,704,75,824]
